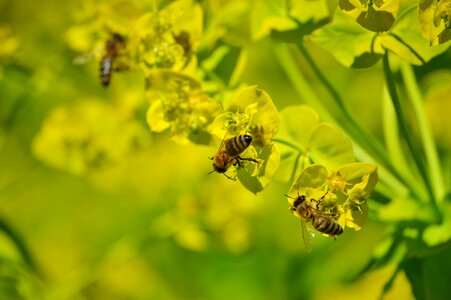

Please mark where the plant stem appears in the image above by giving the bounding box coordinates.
[272,137,302,152]
[290,152,302,182]
[382,53,432,202]
[0,216,38,273]
[272,43,333,121]
[400,62,445,204]
[381,86,427,200]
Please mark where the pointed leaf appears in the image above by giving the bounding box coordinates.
[339,0,400,32]
[309,123,355,168]
[311,8,384,68]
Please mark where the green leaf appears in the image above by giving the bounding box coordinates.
[200,0,250,49]
[419,0,451,45]
[237,143,280,194]
[311,8,384,68]
[251,0,331,41]
[335,162,378,193]
[277,105,320,148]
[339,0,400,32]
[289,164,329,194]
[308,123,355,169]
[379,33,425,65]
[403,248,451,300]
[275,105,320,182]
[275,105,356,181]
[385,6,451,64]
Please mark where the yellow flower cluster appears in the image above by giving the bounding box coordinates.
[209,86,280,193]
[145,70,222,145]
[32,99,150,175]
[151,180,259,253]
[286,162,378,236]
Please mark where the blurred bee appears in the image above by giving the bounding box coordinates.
[99,33,125,87]
[173,30,191,55]
[210,134,259,179]
[173,30,193,68]
[287,192,343,251]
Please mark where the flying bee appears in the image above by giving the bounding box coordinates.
[210,134,259,179]
[99,33,126,87]
[287,192,343,251]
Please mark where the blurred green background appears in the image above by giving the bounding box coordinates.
[1,0,450,299]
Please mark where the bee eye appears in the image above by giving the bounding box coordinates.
[293,195,305,208]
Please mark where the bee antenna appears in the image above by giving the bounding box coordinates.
[223,173,236,181]
[208,170,216,175]
[321,191,329,200]
[284,194,295,199]
[218,101,226,114]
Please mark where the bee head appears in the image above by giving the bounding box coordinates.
[293,195,306,208]
[243,135,252,144]
[212,163,227,173]
[112,33,125,43]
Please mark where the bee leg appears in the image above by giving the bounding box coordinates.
[236,156,259,164]
[113,65,130,72]
[232,158,242,168]
[311,199,321,209]
[222,173,237,181]
[314,192,329,209]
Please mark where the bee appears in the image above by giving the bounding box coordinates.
[99,33,125,87]
[173,30,191,55]
[210,134,259,179]
[288,192,343,251]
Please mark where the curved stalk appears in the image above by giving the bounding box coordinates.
[382,53,432,202]
[400,62,445,204]
[0,217,38,273]
[272,137,302,152]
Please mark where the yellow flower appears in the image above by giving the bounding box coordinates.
[33,99,149,175]
[210,86,280,194]
[146,70,221,145]
[287,163,378,233]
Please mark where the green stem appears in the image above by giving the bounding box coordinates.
[382,53,432,202]
[381,86,427,200]
[389,34,425,65]
[290,152,302,182]
[400,62,445,204]
[272,43,334,122]
[272,137,302,152]
[0,216,38,273]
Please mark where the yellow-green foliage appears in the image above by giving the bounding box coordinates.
[0,0,450,299]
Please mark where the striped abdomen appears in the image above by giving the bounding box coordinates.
[311,216,343,236]
[99,56,112,86]
[224,135,252,157]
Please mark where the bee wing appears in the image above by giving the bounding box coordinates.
[300,219,315,253]
[72,48,102,65]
